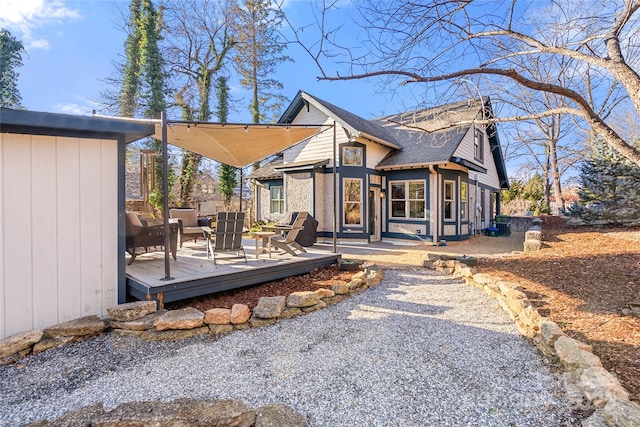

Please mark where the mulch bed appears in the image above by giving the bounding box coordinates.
[478,216,640,402]
[166,264,358,311]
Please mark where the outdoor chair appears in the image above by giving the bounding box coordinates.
[125,211,178,265]
[207,211,247,265]
[169,208,212,247]
[270,211,308,256]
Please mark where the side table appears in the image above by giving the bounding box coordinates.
[251,231,276,259]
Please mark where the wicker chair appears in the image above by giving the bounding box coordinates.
[125,212,178,265]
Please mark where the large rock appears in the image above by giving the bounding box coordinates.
[302,301,327,313]
[524,239,543,252]
[525,229,542,241]
[110,310,167,331]
[287,291,320,308]
[249,317,277,328]
[253,296,286,319]
[537,318,564,356]
[43,316,105,338]
[209,324,234,335]
[231,304,251,324]
[314,288,334,299]
[96,398,256,426]
[554,335,602,371]
[141,326,209,341]
[153,307,204,331]
[36,399,306,427]
[331,283,349,295]
[255,403,308,427]
[33,336,75,354]
[205,308,232,325]
[580,367,629,407]
[603,398,640,427]
[0,329,43,359]
[107,301,157,322]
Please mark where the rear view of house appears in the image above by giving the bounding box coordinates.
[249,91,509,244]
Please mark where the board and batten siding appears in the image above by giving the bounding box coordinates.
[284,105,348,167]
[0,133,118,339]
[452,127,501,189]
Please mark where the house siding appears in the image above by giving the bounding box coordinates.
[285,105,346,167]
[0,133,119,339]
[452,127,501,189]
[285,172,313,214]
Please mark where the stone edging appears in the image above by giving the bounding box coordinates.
[0,265,384,365]
[29,398,308,426]
[428,257,640,427]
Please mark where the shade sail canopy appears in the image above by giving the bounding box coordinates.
[152,122,322,168]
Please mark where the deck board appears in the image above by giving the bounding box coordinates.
[125,239,341,304]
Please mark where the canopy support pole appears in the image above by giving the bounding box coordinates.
[332,121,337,253]
[161,111,173,281]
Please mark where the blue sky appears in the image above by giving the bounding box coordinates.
[1,0,425,122]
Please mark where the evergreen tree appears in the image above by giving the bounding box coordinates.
[0,29,25,108]
[215,76,238,207]
[232,0,291,124]
[118,0,143,117]
[117,0,170,212]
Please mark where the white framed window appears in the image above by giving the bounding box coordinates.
[460,181,468,220]
[270,185,284,214]
[343,178,362,225]
[474,129,484,162]
[390,180,426,219]
[342,146,363,166]
[444,180,455,220]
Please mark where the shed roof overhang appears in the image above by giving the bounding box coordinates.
[151,122,322,168]
[0,108,155,142]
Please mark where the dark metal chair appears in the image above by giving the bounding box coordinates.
[125,212,178,265]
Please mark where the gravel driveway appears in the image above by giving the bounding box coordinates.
[0,268,576,426]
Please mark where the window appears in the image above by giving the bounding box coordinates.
[342,146,363,166]
[444,180,455,220]
[474,129,484,162]
[390,181,426,219]
[270,185,284,214]
[343,178,362,225]
[460,181,468,220]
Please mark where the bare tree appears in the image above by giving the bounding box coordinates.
[283,0,640,166]
[162,0,237,206]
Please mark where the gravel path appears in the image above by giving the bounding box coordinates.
[0,268,576,426]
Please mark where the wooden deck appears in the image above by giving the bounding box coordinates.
[125,238,341,306]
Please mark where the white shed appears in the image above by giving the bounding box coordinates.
[0,108,154,339]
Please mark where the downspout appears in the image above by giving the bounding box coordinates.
[429,165,438,245]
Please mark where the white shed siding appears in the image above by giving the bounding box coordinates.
[0,133,118,339]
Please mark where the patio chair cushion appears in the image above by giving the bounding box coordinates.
[169,208,198,227]
[126,212,144,236]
